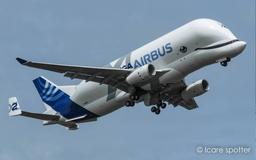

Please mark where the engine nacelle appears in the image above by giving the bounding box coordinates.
[181,79,209,100]
[126,64,156,86]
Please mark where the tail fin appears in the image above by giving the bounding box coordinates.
[33,76,71,117]
[8,97,22,116]
[33,76,95,119]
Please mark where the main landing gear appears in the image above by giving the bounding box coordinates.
[130,95,140,101]
[220,57,231,67]
[125,95,140,107]
[151,102,167,115]
[125,101,135,107]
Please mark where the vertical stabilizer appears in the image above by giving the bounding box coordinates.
[33,76,97,119]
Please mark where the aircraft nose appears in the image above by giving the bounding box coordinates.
[230,40,247,57]
[239,41,247,51]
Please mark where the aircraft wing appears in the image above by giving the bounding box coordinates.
[16,57,167,92]
[16,57,133,92]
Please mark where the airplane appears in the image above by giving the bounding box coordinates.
[8,18,246,130]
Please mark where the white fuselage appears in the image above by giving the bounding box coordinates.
[69,19,246,117]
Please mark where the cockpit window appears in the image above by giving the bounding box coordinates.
[221,24,227,28]
[217,21,227,28]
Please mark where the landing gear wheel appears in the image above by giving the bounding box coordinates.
[151,106,157,113]
[155,108,161,115]
[130,95,139,101]
[160,103,167,109]
[156,102,167,109]
[220,61,227,67]
[125,101,135,107]
[156,103,161,108]
[125,101,131,107]
[220,57,230,67]
[130,101,135,107]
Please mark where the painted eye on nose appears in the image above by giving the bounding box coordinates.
[180,46,187,53]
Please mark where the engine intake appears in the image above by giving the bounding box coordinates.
[181,79,209,100]
[126,64,156,86]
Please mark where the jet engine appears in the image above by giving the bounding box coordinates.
[181,79,209,100]
[126,64,156,86]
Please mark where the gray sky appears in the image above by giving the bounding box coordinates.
[0,0,255,159]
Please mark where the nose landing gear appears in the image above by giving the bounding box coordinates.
[220,61,227,67]
[220,57,231,67]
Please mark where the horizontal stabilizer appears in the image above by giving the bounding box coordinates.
[19,111,60,121]
[8,97,60,121]
[58,121,79,130]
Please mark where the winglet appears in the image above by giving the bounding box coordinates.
[16,57,28,65]
[8,97,22,116]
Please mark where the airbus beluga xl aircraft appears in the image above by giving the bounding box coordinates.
[8,19,246,130]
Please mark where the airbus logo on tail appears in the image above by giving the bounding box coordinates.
[122,43,172,69]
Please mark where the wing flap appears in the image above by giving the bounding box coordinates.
[64,71,129,91]
[163,80,199,110]
[178,98,198,110]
